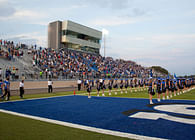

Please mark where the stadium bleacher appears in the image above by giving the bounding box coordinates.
[0,39,166,81]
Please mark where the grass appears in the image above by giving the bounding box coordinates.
[0,112,130,140]
[0,86,195,140]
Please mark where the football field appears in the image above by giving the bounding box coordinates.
[0,88,195,140]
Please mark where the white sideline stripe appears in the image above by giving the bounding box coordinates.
[0,109,167,140]
[0,95,74,104]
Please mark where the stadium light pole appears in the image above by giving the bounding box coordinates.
[102,29,109,58]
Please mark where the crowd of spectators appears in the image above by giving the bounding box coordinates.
[0,40,24,60]
[0,39,154,80]
[30,47,150,79]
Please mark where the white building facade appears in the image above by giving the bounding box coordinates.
[48,20,102,54]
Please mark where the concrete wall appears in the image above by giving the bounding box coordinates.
[10,80,77,95]
[10,80,77,90]
[48,21,62,49]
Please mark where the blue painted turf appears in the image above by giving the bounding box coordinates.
[0,95,195,140]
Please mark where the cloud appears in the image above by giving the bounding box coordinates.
[6,32,47,47]
[0,0,16,17]
[103,33,195,75]
[82,0,131,9]
[89,16,143,26]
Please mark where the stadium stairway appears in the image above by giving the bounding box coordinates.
[0,49,41,80]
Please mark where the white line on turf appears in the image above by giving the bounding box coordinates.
[0,94,74,104]
[0,109,167,140]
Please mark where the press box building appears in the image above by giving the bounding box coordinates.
[48,20,102,54]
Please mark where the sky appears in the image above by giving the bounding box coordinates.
[0,0,195,76]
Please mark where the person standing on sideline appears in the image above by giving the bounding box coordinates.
[1,78,10,101]
[87,80,91,98]
[0,68,2,79]
[0,79,4,97]
[77,78,82,91]
[19,80,24,99]
[48,78,53,93]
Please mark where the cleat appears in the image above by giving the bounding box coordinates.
[102,94,105,96]
[97,95,99,97]
[109,93,111,96]
[174,94,176,96]
[157,98,160,102]
[115,92,117,95]
[150,100,153,104]
[167,96,169,99]
[162,97,165,100]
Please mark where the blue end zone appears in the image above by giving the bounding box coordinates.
[0,95,195,139]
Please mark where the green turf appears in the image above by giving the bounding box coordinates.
[0,90,85,102]
[0,112,130,140]
[0,87,195,140]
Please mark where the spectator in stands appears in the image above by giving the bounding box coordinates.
[19,80,24,99]
[40,71,43,79]
[48,78,53,93]
[12,67,16,81]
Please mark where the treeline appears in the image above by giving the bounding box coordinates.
[178,75,195,79]
[151,66,169,75]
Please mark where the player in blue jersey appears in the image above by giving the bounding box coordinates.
[87,80,91,98]
[1,78,10,101]
[161,79,166,100]
[108,79,113,96]
[101,79,106,96]
[134,78,138,92]
[156,79,162,102]
[129,79,133,93]
[120,79,124,94]
[148,78,155,104]
[0,79,4,97]
[113,79,118,95]
[96,80,101,97]
[166,79,170,99]
[173,80,177,96]
[169,80,174,98]
[124,79,128,93]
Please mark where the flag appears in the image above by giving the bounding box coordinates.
[174,73,177,80]
[149,69,153,78]
[166,73,170,79]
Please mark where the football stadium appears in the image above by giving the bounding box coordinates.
[0,1,195,140]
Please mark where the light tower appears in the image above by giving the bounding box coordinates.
[102,28,109,58]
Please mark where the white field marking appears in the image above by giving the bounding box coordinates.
[129,112,195,125]
[0,109,167,140]
[0,95,74,104]
[154,104,195,116]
